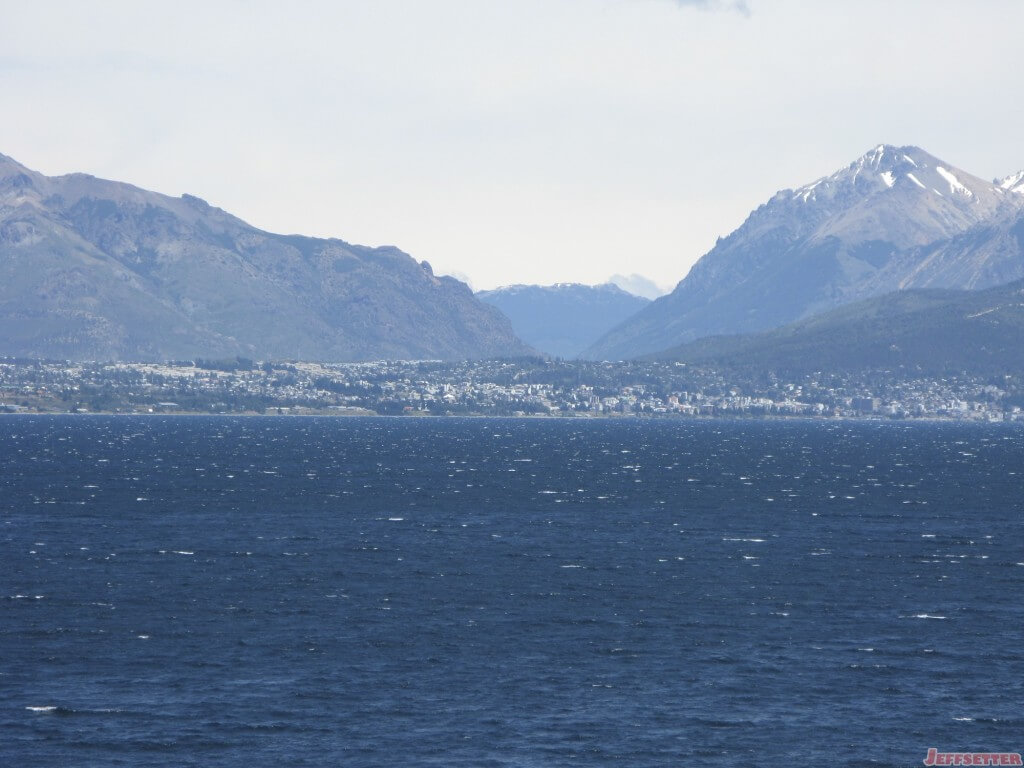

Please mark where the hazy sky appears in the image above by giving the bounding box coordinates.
[2,0,1022,291]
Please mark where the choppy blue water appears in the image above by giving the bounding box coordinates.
[2,416,1023,767]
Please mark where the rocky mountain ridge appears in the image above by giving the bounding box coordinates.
[0,153,532,362]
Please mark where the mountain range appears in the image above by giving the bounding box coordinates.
[585,145,1024,359]
[0,153,532,361]
[4,144,1024,370]
[476,282,649,358]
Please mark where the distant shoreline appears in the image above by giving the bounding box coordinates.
[0,410,1012,426]
[4,358,1020,423]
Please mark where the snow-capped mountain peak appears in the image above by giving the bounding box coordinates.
[585,144,1024,360]
[790,145,994,205]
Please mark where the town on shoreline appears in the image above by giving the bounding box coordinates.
[1,357,1022,423]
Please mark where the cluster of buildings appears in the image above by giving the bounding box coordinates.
[0,357,1021,422]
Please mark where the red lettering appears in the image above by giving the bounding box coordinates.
[920,751,1024,767]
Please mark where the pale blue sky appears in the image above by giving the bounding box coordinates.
[2,0,1022,290]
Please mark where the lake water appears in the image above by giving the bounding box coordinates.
[2,416,1023,767]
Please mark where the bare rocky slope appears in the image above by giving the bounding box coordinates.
[0,153,532,362]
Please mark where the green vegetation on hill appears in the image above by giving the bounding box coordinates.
[652,279,1024,376]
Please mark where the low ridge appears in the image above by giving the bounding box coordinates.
[652,278,1024,377]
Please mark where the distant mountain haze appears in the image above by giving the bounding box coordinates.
[475,283,650,358]
[0,153,533,362]
[585,145,1024,360]
[606,274,669,300]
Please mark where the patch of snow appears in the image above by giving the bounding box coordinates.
[966,306,1000,319]
[906,173,926,189]
[880,171,895,188]
[902,154,918,167]
[936,166,973,197]
[793,179,823,202]
[998,170,1024,194]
